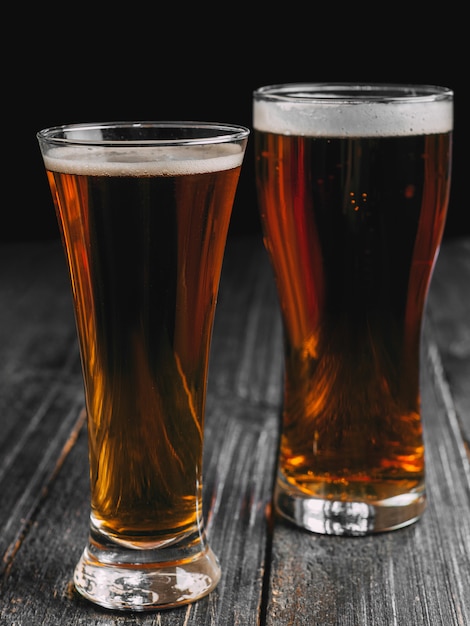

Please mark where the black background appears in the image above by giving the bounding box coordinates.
[6,11,466,242]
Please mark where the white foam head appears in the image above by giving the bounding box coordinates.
[39,123,249,176]
[253,84,453,137]
[42,144,246,176]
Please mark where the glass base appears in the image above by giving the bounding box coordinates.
[74,524,221,611]
[275,476,426,536]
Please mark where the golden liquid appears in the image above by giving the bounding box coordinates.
[255,131,451,501]
[46,166,241,544]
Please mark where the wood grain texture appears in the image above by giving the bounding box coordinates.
[0,243,84,582]
[426,237,470,443]
[264,335,470,626]
[0,236,469,626]
[264,238,470,626]
[0,237,280,625]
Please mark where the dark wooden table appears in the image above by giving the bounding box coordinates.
[1,233,469,626]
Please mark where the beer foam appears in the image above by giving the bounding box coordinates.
[43,144,245,176]
[254,96,453,137]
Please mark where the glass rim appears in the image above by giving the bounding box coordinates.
[37,121,250,147]
[253,83,454,104]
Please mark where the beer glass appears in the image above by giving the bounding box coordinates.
[37,121,249,609]
[253,84,453,535]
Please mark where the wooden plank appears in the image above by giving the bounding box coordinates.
[426,237,470,443]
[2,236,469,625]
[209,236,283,407]
[264,336,470,626]
[0,237,281,625]
[0,242,85,577]
[1,400,279,626]
[263,239,470,626]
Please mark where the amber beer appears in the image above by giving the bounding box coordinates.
[37,122,248,610]
[44,147,241,543]
[254,84,453,535]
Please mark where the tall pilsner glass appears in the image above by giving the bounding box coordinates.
[37,122,249,610]
[253,84,453,535]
